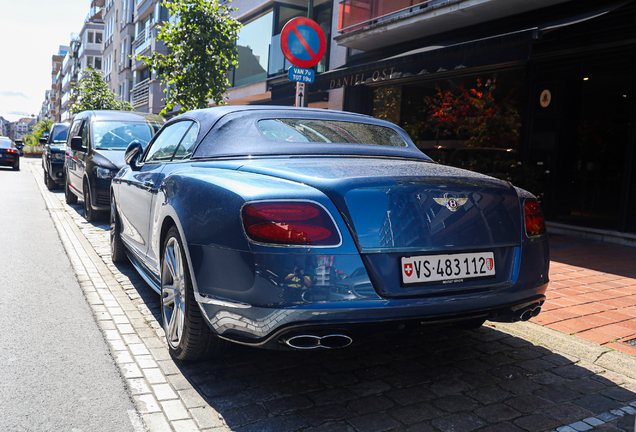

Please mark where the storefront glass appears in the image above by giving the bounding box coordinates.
[233,11,273,87]
[372,70,539,194]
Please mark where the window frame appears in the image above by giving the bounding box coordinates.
[142,120,195,164]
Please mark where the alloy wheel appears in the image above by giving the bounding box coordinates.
[162,236,186,350]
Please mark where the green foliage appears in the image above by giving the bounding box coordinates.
[70,67,134,114]
[23,119,53,146]
[139,0,241,114]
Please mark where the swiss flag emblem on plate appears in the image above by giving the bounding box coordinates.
[404,263,413,277]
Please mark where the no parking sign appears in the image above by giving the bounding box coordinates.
[280,17,326,69]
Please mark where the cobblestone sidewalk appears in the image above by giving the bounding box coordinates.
[29,160,636,432]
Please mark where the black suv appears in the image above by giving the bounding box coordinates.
[64,110,164,221]
[41,122,70,190]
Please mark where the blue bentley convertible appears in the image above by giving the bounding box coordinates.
[110,106,549,361]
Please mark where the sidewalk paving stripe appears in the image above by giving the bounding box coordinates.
[27,162,230,432]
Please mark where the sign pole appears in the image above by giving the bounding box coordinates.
[280,16,326,108]
[305,0,314,108]
[295,82,305,107]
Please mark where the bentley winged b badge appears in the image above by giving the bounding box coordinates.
[434,193,468,212]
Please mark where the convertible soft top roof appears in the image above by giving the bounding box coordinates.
[169,106,432,161]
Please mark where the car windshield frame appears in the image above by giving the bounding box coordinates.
[91,120,163,150]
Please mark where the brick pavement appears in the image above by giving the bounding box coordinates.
[533,235,636,356]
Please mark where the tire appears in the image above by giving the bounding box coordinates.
[110,197,127,263]
[65,173,77,204]
[161,226,226,361]
[45,167,57,190]
[83,182,98,222]
[13,159,19,171]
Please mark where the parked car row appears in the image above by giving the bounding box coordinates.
[41,107,549,362]
[41,122,69,190]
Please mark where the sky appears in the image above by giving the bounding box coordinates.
[0,0,91,122]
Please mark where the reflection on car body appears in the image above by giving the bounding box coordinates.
[110,106,549,361]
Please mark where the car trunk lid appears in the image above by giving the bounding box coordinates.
[238,157,523,298]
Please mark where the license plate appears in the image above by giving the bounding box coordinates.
[401,252,495,286]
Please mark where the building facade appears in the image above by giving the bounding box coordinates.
[13,117,36,141]
[227,0,636,238]
[129,0,169,113]
[102,0,136,104]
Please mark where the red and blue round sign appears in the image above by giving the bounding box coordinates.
[280,17,326,69]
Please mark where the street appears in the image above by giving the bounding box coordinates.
[0,162,141,431]
[0,158,635,432]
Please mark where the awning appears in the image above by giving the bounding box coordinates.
[270,0,633,98]
[272,28,538,96]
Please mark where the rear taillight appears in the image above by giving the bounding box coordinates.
[242,201,341,246]
[6,149,17,153]
[524,199,546,237]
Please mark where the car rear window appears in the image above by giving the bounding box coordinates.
[257,119,408,147]
[0,139,13,149]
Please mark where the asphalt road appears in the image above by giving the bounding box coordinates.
[0,162,139,431]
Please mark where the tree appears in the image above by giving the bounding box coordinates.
[23,119,52,146]
[139,0,241,114]
[70,67,134,114]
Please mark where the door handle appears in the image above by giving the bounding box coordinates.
[143,181,154,191]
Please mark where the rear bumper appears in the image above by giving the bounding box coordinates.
[199,289,547,350]
[0,156,18,166]
[193,234,549,349]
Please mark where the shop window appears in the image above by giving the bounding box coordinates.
[372,71,530,189]
[233,11,273,87]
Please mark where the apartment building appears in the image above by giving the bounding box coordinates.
[38,90,51,121]
[13,117,36,141]
[55,4,103,122]
[49,47,67,122]
[0,116,12,138]
[129,0,169,113]
[101,0,136,104]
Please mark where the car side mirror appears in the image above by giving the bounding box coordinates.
[39,136,48,144]
[125,140,143,171]
[70,136,84,151]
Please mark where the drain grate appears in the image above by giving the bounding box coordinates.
[624,338,636,347]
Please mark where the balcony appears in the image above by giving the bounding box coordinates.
[61,73,75,91]
[338,0,433,33]
[134,27,152,56]
[335,0,572,51]
[132,78,150,107]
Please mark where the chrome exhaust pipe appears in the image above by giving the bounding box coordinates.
[532,306,541,317]
[520,309,533,321]
[285,334,353,350]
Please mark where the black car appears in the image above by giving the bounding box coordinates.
[13,139,25,156]
[0,137,20,170]
[64,110,163,221]
[41,122,70,190]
